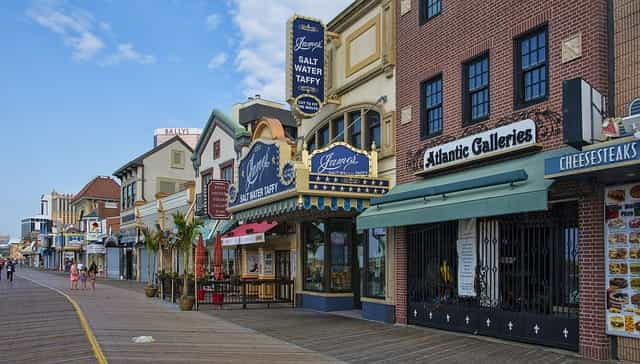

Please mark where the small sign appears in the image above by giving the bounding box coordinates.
[457,238,477,297]
[422,119,537,173]
[310,143,370,176]
[86,244,106,255]
[545,140,640,177]
[288,15,325,117]
[207,180,230,220]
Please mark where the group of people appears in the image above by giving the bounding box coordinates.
[69,261,98,291]
[0,259,16,282]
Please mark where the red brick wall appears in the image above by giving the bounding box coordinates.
[578,184,609,359]
[396,0,609,183]
[395,226,407,324]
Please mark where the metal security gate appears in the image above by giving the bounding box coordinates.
[407,202,579,351]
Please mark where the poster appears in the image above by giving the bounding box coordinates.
[247,252,260,275]
[262,251,274,275]
[457,238,477,297]
[605,182,640,337]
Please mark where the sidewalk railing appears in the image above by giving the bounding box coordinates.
[198,279,295,308]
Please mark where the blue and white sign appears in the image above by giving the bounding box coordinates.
[311,143,370,176]
[288,15,325,117]
[230,141,295,207]
[544,140,640,176]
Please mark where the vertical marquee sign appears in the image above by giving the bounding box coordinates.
[287,15,325,117]
[207,180,231,220]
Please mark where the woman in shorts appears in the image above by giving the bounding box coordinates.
[69,262,79,290]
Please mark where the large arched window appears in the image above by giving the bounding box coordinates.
[305,107,381,151]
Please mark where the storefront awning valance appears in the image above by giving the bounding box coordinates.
[222,222,278,246]
[357,148,572,230]
[232,196,370,222]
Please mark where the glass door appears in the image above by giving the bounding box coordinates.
[353,230,365,309]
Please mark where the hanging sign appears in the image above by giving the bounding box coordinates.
[287,15,325,117]
[605,183,640,338]
[207,180,231,220]
[422,119,537,173]
[229,141,295,207]
[310,143,370,176]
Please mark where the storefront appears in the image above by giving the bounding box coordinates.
[544,135,640,357]
[359,118,584,350]
[86,243,106,276]
[227,118,393,320]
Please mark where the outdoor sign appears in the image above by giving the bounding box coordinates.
[605,183,640,337]
[422,119,537,173]
[544,140,640,177]
[207,180,230,220]
[222,233,265,247]
[229,141,295,207]
[86,244,106,255]
[287,15,325,117]
[310,143,370,176]
[456,238,477,297]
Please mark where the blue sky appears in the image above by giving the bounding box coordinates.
[0,0,349,239]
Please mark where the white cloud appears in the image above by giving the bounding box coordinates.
[27,3,105,60]
[99,21,111,32]
[229,0,351,101]
[101,43,156,66]
[206,13,221,31]
[207,52,228,69]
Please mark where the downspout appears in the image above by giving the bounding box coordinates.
[607,0,616,116]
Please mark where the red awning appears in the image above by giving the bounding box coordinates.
[221,222,278,246]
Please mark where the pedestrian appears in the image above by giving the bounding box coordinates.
[80,264,88,290]
[0,261,4,281]
[69,261,79,290]
[6,260,14,282]
[88,262,97,291]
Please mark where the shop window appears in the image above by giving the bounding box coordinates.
[213,140,221,160]
[304,222,325,291]
[349,111,362,148]
[515,26,548,108]
[333,117,345,141]
[366,110,381,149]
[222,247,236,278]
[420,0,442,24]
[420,75,443,139]
[329,225,351,291]
[365,228,386,298]
[318,125,330,148]
[463,54,490,124]
[171,150,185,169]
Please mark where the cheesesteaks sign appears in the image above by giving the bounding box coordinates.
[229,141,295,207]
[287,15,325,117]
[423,119,537,172]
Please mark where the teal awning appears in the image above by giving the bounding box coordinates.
[200,219,236,245]
[357,148,571,229]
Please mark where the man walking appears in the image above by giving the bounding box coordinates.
[6,260,14,282]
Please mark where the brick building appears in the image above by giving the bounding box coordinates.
[356,0,639,360]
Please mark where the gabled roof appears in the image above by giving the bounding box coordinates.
[72,176,121,204]
[192,109,250,169]
[113,135,194,178]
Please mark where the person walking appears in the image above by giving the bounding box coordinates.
[6,260,14,282]
[80,264,88,290]
[69,261,79,290]
[88,262,97,291]
[0,261,4,281]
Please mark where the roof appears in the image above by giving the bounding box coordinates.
[72,176,120,203]
[238,103,296,128]
[114,135,194,178]
[192,109,250,169]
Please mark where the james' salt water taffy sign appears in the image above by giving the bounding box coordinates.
[229,141,295,207]
[287,15,325,117]
[310,143,370,176]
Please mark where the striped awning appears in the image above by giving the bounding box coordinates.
[232,196,370,222]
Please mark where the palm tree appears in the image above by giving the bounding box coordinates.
[140,227,161,288]
[172,212,203,304]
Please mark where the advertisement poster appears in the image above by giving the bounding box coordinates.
[605,182,640,337]
[247,252,260,275]
[456,238,477,297]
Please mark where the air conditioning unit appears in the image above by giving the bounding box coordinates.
[563,78,606,149]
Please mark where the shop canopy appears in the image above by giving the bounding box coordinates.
[222,222,278,247]
[357,148,572,230]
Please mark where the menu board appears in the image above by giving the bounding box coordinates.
[457,238,477,297]
[605,182,640,337]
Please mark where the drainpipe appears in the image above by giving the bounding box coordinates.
[607,0,615,117]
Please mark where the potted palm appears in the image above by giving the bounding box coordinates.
[173,212,203,311]
[141,227,161,298]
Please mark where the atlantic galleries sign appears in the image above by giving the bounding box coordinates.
[287,15,325,117]
[422,119,537,173]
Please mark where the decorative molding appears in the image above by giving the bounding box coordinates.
[346,15,381,77]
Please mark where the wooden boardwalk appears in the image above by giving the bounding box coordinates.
[17,270,336,364]
[0,277,96,364]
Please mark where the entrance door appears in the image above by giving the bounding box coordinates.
[125,249,133,280]
[407,203,579,351]
[275,250,291,279]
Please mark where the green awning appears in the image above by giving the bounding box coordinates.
[201,219,236,245]
[357,148,572,229]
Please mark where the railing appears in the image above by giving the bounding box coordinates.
[198,279,295,308]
